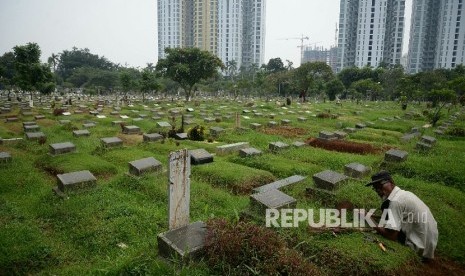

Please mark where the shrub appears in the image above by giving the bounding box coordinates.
[187,125,205,141]
[205,218,320,275]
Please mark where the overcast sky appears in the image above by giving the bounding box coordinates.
[0,0,411,68]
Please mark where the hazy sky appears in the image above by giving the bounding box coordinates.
[0,0,411,68]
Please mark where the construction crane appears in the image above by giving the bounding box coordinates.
[278,34,309,61]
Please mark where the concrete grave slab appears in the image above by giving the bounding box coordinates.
[209,127,224,137]
[25,132,46,140]
[269,141,289,152]
[175,133,188,140]
[253,175,306,194]
[49,142,76,155]
[216,142,249,155]
[56,170,97,193]
[129,157,162,176]
[24,125,40,132]
[281,119,291,125]
[292,141,306,147]
[189,149,214,165]
[73,130,90,137]
[101,137,123,148]
[239,147,262,157]
[344,163,371,179]
[416,142,432,151]
[313,170,348,191]
[384,149,408,162]
[0,152,12,163]
[157,121,172,128]
[250,189,297,216]
[122,125,141,134]
[157,221,206,261]
[421,135,436,145]
[267,121,278,127]
[143,133,163,142]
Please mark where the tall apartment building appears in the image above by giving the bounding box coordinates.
[157,0,266,69]
[337,0,406,72]
[407,0,465,73]
[302,46,339,73]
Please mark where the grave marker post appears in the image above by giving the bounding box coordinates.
[168,149,191,230]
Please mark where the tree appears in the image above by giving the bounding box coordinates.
[156,47,224,101]
[350,79,382,101]
[13,42,55,104]
[326,79,345,101]
[427,88,456,126]
[379,66,404,100]
[0,52,16,98]
[292,62,334,99]
[265,58,286,74]
[140,68,160,102]
[47,53,59,72]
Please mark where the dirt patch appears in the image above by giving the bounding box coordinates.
[415,256,465,276]
[306,137,389,155]
[261,126,308,138]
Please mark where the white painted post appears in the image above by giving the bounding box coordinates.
[168,149,191,230]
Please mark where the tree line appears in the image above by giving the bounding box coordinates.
[1,42,464,108]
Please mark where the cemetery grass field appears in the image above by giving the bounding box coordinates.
[1,99,465,275]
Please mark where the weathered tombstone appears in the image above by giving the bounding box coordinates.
[175,133,188,140]
[400,133,416,143]
[384,149,408,162]
[281,119,291,125]
[209,127,224,137]
[250,123,262,130]
[312,170,348,191]
[22,121,36,126]
[25,132,46,140]
[421,135,436,145]
[269,141,289,152]
[24,125,40,133]
[83,122,96,128]
[73,129,90,137]
[157,121,172,128]
[297,117,307,122]
[122,125,141,134]
[128,157,162,176]
[0,152,12,163]
[416,142,432,151]
[49,142,76,155]
[54,170,97,195]
[250,189,297,216]
[355,123,366,129]
[204,117,215,123]
[34,115,45,120]
[157,149,206,260]
[239,147,262,157]
[344,127,357,133]
[189,149,214,165]
[143,133,163,142]
[101,137,123,148]
[334,131,348,139]
[5,117,19,122]
[59,120,71,125]
[216,142,249,155]
[344,163,371,179]
[267,121,278,127]
[253,175,306,194]
[318,131,336,141]
[292,141,306,147]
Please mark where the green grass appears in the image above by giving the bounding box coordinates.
[1,100,464,274]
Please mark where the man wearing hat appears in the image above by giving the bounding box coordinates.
[366,170,438,261]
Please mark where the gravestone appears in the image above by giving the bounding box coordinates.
[73,129,90,137]
[269,141,289,152]
[250,123,262,130]
[34,115,45,120]
[344,127,357,133]
[59,120,71,125]
[83,122,96,128]
[49,142,76,155]
[189,149,214,165]
[54,170,97,195]
[384,149,408,162]
[318,131,336,141]
[239,147,262,157]
[204,117,215,123]
[216,142,249,155]
[355,123,366,129]
[267,121,278,127]
[416,142,432,151]
[0,152,12,163]
[400,133,416,143]
[129,157,162,176]
[24,125,40,132]
[209,127,224,137]
[25,132,46,140]
[292,141,306,147]
[421,135,436,145]
[250,189,297,216]
[101,137,123,148]
[157,121,172,128]
[297,117,307,122]
[22,121,36,126]
[157,149,206,261]
[5,117,18,122]
[253,175,306,193]
[175,133,188,140]
[344,163,371,179]
[143,133,163,142]
[281,119,291,125]
[313,170,348,191]
[122,125,141,134]
[334,131,348,139]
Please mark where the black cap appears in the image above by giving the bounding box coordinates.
[365,171,392,187]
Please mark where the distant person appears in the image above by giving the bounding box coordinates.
[366,171,438,261]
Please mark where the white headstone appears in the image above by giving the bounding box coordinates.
[168,149,191,230]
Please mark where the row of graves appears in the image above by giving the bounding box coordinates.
[0,93,463,263]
